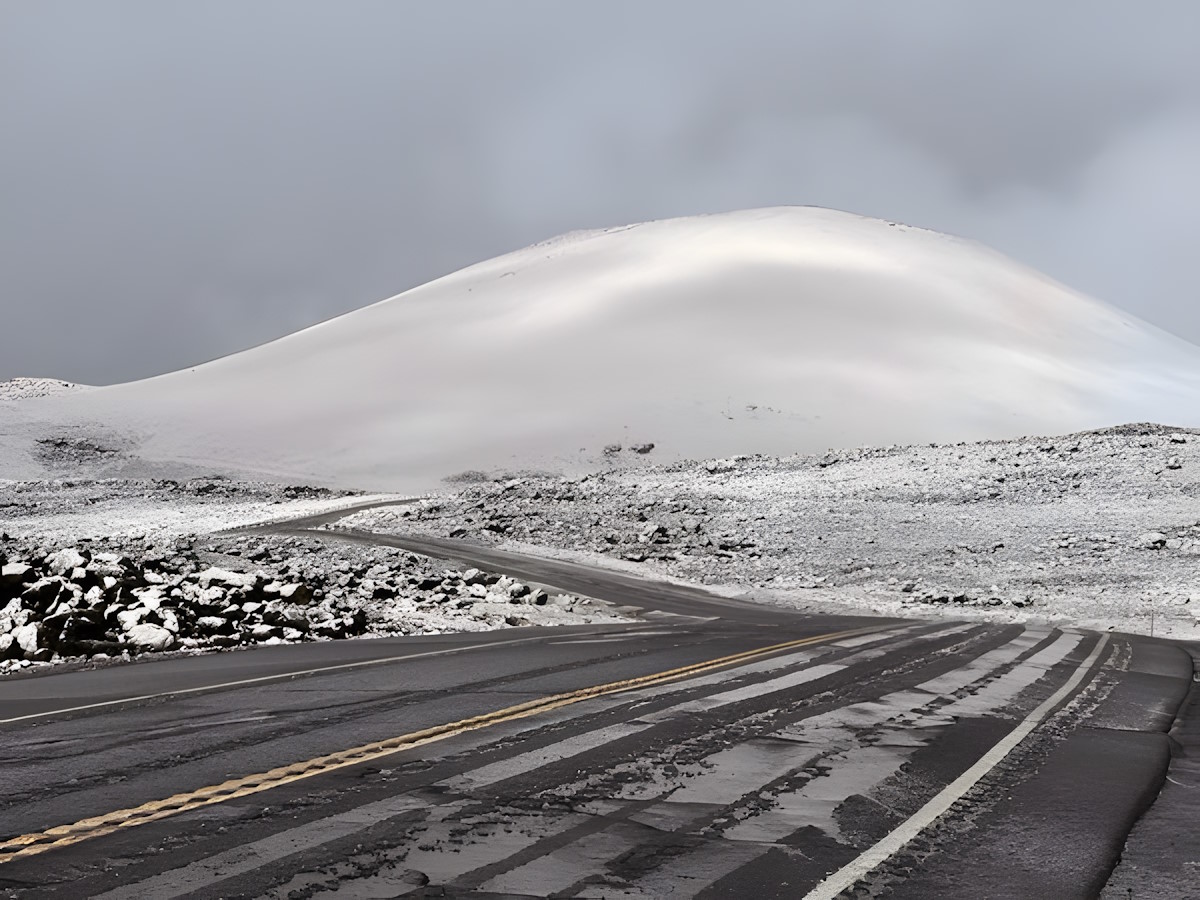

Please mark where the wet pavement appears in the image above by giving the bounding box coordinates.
[0,530,1195,898]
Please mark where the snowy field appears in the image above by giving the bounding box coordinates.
[340,424,1200,641]
[3,208,1200,492]
[0,478,394,544]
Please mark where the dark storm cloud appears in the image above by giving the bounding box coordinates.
[3,1,1199,384]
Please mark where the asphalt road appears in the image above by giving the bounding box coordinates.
[0,517,1196,899]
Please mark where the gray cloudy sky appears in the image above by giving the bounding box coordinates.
[3,2,1199,384]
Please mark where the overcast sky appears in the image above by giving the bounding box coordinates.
[3,2,1199,384]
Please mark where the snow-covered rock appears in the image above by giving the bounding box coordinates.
[45,548,87,576]
[1135,531,1168,550]
[278,582,311,603]
[116,608,149,632]
[0,517,629,675]
[125,623,174,651]
[13,622,41,656]
[197,567,259,589]
[0,378,88,403]
[1,562,33,587]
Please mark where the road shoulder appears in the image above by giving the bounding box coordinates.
[1101,641,1200,899]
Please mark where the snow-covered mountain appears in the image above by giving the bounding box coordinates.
[4,207,1200,491]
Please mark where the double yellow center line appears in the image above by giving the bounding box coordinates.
[0,626,874,865]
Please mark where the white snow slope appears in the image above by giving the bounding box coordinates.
[3,207,1200,491]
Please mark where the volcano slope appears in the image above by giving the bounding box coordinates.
[2,206,1200,491]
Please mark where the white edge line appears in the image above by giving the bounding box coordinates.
[803,633,1111,900]
[0,630,615,726]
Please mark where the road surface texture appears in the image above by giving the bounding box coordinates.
[0,515,1196,898]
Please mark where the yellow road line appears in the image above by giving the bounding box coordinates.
[0,626,878,865]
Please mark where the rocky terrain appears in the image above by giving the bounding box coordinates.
[0,377,89,403]
[340,424,1200,639]
[0,481,626,677]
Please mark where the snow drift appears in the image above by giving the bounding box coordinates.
[4,207,1200,491]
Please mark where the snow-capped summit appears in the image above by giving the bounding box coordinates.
[4,207,1200,490]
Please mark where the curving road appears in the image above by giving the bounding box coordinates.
[0,512,1196,899]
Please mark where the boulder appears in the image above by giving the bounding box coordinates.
[462,568,488,586]
[125,623,175,651]
[1,562,34,590]
[1,599,30,631]
[195,615,235,635]
[0,633,19,661]
[45,548,87,577]
[197,567,260,590]
[70,639,124,657]
[262,603,311,631]
[133,587,165,610]
[116,608,150,632]
[1136,531,1168,550]
[278,582,312,604]
[54,611,107,644]
[21,578,67,613]
[13,622,42,658]
[195,585,226,605]
[89,553,134,578]
[159,609,181,633]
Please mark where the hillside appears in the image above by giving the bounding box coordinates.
[3,207,1200,491]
